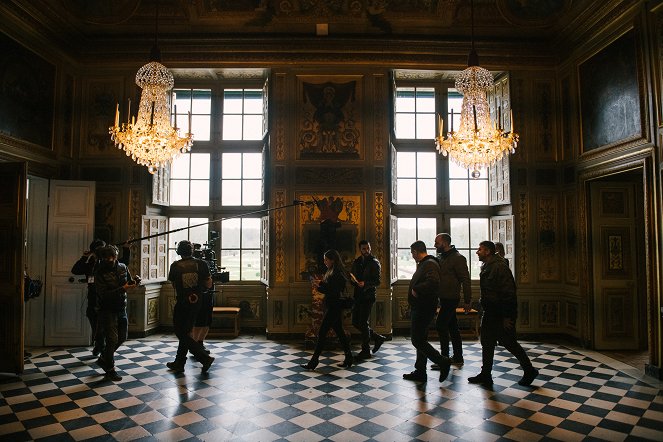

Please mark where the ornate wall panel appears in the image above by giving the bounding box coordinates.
[560,75,575,160]
[565,190,579,284]
[537,194,560,281]
[275,73,286,161]
[533,80,556,161]
[274,189,286,283]
[294,167,363,185]
[518,192,529,283]
[374,192,384,261]
[140,215,167,282]
[374,73,385,161]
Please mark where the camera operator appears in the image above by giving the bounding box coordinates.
[167,240,215,374]
[94,245,139,382]
[71,239,130,356]
[191,244,215,355]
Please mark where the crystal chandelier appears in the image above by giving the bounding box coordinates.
[435,0,518,178]
[109,2,193,174]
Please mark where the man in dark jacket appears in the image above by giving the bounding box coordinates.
[72,239,130,356]
[468,241,538,387]
[94,245,137,382]
[350,240,388,359]
[167,240,215,374]
[433,233,472,367]
[403,241,451,383]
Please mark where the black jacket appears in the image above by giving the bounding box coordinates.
[350,254,381,301]
[407,255,440,310]
[479,255,517,319]
[317,270,348,310]
[94,261,133,312]
[437,246,472,304]
[72,246,130,302]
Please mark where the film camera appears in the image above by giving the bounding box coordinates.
[192,230,230,283]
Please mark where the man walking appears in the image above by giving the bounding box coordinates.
[432,233,472,368]
[403,241,451,383]
[94,245,137,382]
[350,240,388,359]
[468,240,538,386]
[167,240,215,374]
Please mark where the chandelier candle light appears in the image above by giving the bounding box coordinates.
[435,0,518,178]
[109,64,193,174]
[109,1,193,174]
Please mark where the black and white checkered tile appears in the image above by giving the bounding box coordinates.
[1,337,662,441]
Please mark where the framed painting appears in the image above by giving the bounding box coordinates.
[0,33,55,148]
[579,30,643,153]
[296,75,363,159]
[296,193,362,278]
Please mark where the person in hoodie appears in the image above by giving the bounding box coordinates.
[94,245,138,382]
[432,233,472,368]
[468,240,538,387]
[403,240,451,383]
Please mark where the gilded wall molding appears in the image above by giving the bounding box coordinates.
[274,189,286,283]
[129,188,143,275]
[295,167,363,185]
[374,192,384,261]
[275,73,286,161]
[518,192,529,283]
[374,74,385,161]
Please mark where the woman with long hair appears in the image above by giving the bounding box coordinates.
[301,249,354,370]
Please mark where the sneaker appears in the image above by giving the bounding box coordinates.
[518,368,539,386]
[104,370,122,382]
[355,350,372,360]
[201,356,215,374]
[166,361,185,373]
[468,372,493,386]
[402,371,427,382]
[372,335,386,353]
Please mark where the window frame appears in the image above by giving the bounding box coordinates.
[391,79,497,281]
[165,79,269,284]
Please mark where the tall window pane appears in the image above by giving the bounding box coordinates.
[223,88,264,141]
[396,151,437,205]
[172,89,211,141]
[221,152,263,206]
[220,217,261,281]
[395,87,435,139]
[169,153,210,206]
[450,217,489,279]
[397,217,436,279]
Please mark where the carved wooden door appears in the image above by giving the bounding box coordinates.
[590,182,641,350]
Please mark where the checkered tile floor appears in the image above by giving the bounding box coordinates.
[1,337,662,441]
